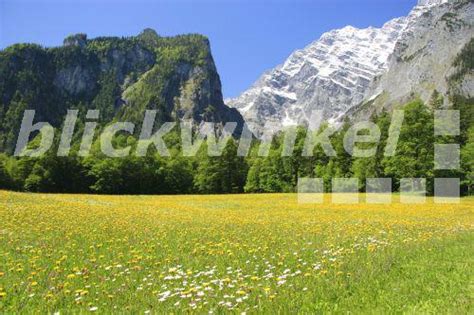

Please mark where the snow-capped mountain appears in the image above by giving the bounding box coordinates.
[226,0,453,135]
[358,0,473,118]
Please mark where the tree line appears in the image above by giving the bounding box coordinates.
[0,99,473,195]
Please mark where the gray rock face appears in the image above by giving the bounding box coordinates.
[54,37,155,97]
[226,17,410,135]
[53,65,95,95]
[363,0,473,115]
[228,0,471,135]
[418,0,448,6]
[63,34,87,48]
[120,36,244,131]
[457,73,474,98]
[99,45,155,84]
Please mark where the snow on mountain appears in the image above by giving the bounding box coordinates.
[417,0,448,6]
[226,0,453,136]
[358,0,473,118]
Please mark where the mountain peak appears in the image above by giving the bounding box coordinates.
[227,12,409,135]
[63,33,87,47]
[139,28,159,39]
[226,0,468,136]
[417,0,448,7]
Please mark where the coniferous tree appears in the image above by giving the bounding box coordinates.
[382,100,435,192]
[0,155,12,189]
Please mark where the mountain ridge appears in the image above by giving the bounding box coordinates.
[227,0,471,135]
[360,0,473,116]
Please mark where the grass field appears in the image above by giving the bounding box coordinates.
[0,191,473,313]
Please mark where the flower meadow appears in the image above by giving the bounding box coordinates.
[0,191,473,313]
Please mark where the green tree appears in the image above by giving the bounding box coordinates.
[162,157,194,194]
[314,123,353,192]
[23,155,89,193]
[194,139,247,194]
[351,111,391,191]
[429,89,444,109]
[244,158,263,193]
[382,100,435,192]
[0,154,12,189]
[461,126,474,195]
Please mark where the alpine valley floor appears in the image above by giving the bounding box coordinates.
[0,191,473,313]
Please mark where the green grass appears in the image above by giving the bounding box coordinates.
[289,234,474,314]
[0,191,473,313]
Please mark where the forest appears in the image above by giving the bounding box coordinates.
[0,97,473,195]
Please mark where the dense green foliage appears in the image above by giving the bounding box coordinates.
[0,98,472,195]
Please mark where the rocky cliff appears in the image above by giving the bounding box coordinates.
[0,29,244,153]
[358,0,473,117]
[228,0,473,134]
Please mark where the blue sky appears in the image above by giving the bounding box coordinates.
[0,0,416,98]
